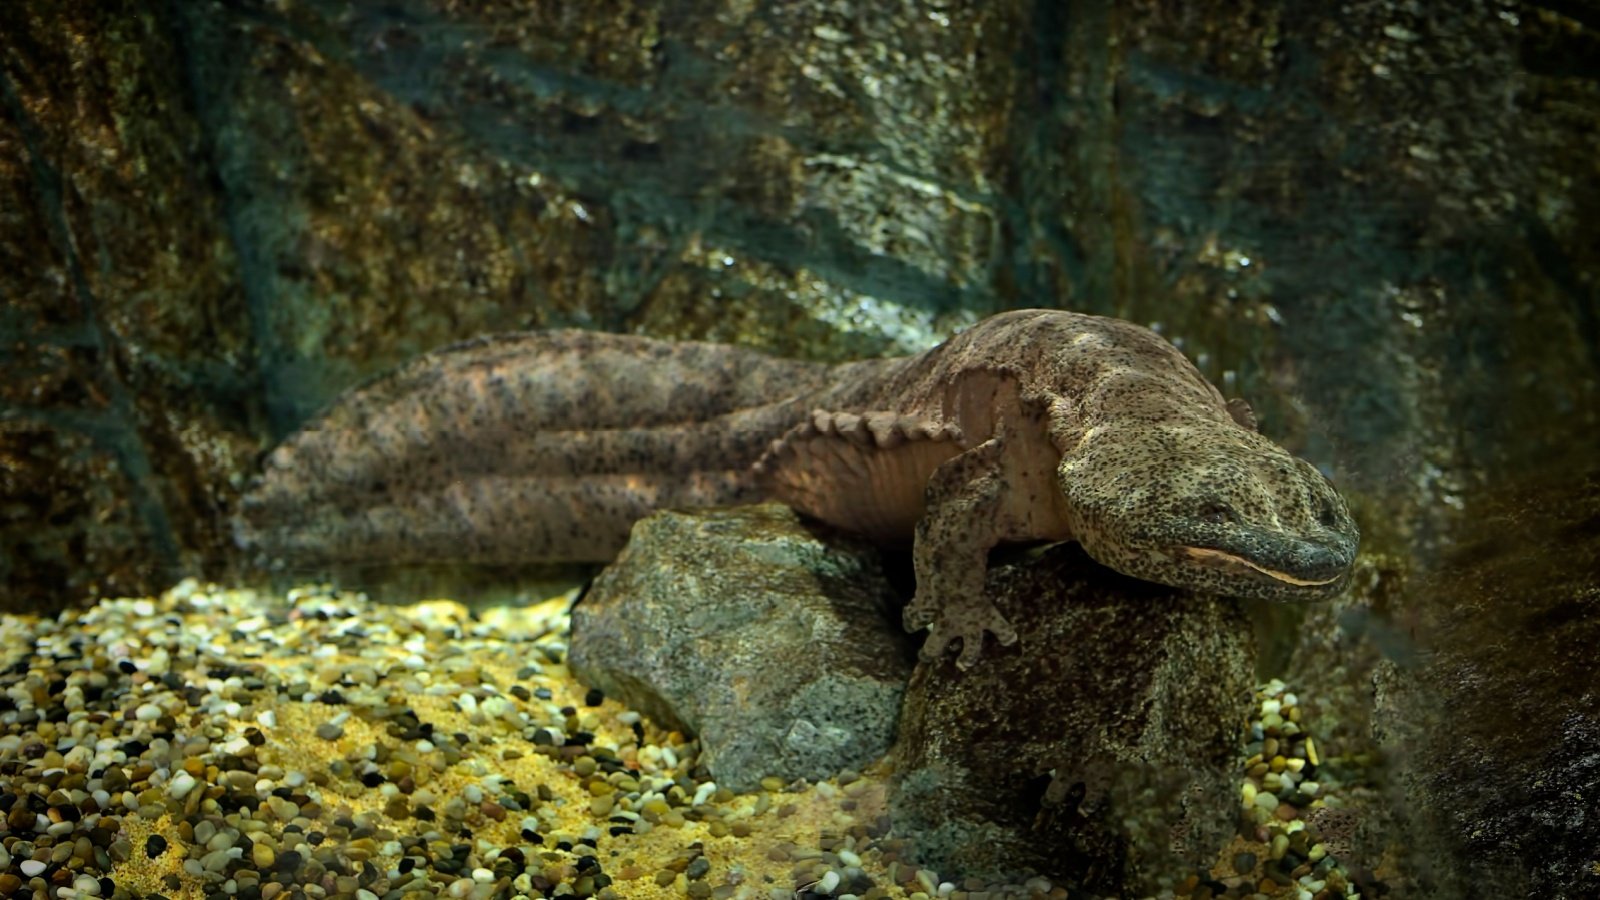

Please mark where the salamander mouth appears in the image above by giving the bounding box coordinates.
[1175,545,1344,587]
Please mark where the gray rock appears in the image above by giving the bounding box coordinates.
[890,544,1254,895]
[1369,465,1600,900]
[568,504,911,792]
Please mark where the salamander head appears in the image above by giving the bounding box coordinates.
[1058,421,1359,601]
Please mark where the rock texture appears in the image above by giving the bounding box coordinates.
[567,505,911,793]
[0,5,256,606]
[889,544,1254,895]
[5,1,1598,614]
[1369,457,1600,900]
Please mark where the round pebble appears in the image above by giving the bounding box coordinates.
[166,771,197,800]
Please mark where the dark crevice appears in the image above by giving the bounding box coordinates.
[1523,0,1600,34]
[1522,213,1600,377]
[0,65,182,570]
[997,0,1087,309]
[161,0,296,439]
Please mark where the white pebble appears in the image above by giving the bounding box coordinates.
[1300,780,1320,797]
[937,882,956,898]
[20,859,46,876]
[837,849,861,867]
[816,871,840,894]
[134,704,162,722]
[482,695,516,721]
[167,771,198,799]
[1253,791,1279,813]
[692,781,717,806]
[471,867,494,883]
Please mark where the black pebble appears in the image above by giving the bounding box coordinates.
[275,849,303,872]
[583,688,603,707]
[145,834,168,858]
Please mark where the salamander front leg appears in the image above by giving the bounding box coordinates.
[902,436,1018,669]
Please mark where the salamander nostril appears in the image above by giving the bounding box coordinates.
[1198,503,1236,526]
[1300,537,1353,576]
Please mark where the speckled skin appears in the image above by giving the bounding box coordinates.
[238,310,1358,666]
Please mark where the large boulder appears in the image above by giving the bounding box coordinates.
[890,544,1255,895]
[1370,464,1600,899]
[568,504,912,792]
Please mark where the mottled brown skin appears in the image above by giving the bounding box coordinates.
[238,310,1359,667]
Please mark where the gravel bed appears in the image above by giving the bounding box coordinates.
[0,580,1384,900]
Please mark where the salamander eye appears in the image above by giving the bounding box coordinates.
[1198,503,1236,526]
[1317,496,1342,528]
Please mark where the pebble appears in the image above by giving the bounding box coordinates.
[166,771,198,799]
[0,578,1374,900]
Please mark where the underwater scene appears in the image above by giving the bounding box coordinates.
[1,2,1597,900]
